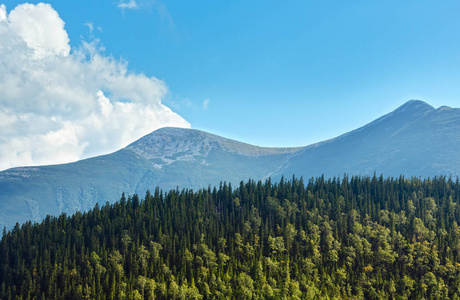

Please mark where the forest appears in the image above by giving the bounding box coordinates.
[1,174,460,299]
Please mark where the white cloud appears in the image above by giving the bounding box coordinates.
[116,0,174,28]
[117,0,138,11]
[8,3,70,58]
[202,98,210,110]
[0,3,190,171]
[0,4,6,22]
[85,22,93,34]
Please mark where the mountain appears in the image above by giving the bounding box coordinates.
[273,100,460,179]
[0,128,299,231]
[1,100,460,231]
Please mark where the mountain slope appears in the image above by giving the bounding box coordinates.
[1,100,460,232]
[273,100,460,179]
[0,128,300,231]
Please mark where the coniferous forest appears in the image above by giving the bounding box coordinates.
[2,175,460,299]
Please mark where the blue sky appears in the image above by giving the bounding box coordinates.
[1,0,460,169]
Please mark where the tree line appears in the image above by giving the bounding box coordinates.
[1,174,460,299]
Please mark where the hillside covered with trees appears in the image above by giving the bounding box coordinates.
[2,175,460,299]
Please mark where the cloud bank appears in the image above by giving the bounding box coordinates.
[0,3,190,171]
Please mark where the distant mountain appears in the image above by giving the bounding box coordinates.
[0,128,299,231]
[1,100,460,231]
[274,100,460,179]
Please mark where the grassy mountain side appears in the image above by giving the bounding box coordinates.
[0,128,300,232]
[0,150,152,231]
[3,100,460,234]
[274,100,460,180]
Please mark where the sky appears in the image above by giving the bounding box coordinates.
[1,0,460,170]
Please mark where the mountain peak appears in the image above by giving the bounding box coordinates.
[124,127,218,164]
[146,126,207,137]
[437,105,452,112]
[394,100,435,113]
[124,127,300,166]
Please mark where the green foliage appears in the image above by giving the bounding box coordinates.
[2,175,460,299]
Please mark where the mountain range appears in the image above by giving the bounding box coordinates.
[1,99,460,231]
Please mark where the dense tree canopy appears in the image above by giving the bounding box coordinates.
[2,174,460,299]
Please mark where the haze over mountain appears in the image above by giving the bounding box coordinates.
[1,100,460,231]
